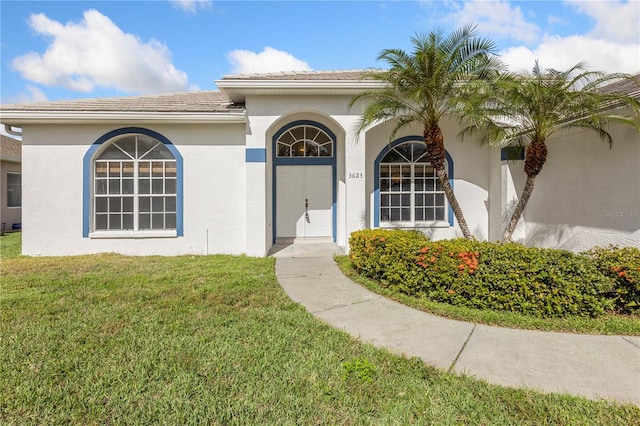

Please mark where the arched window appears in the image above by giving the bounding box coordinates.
[91,133,177,233]
[276,124,333,157]
[378,141,448,225]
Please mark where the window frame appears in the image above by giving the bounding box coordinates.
[275,124,334,158]
[374,136,454,229]
[6,172,21,208]
[83,128,183,239]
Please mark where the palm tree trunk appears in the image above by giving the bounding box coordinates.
[502,138,547,243]
[437,168,472,239]
[424,124,472,239]
[501,175,535,243]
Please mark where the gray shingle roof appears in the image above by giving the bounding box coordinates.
[1,91,241,113]
[221,70,370,80]
[0,135,21,162]
[599,73,640,99]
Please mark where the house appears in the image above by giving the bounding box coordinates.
[0,70,638,256]
[0,134,21,233]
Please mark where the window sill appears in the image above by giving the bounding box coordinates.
[380,221,450,229]
[89,230,177,239]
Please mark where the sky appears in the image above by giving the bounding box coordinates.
[1,0,639,105]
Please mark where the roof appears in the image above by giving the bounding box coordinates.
[0,90,246,125]
[1,69,636,125]
[216,69,383,103]
[0,134,21,163]
[599,73,640,99]
[220,70,369,80]
[0,70,383,123]
[1,90,240,113]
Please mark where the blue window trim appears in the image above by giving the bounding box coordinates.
[82,127,184,237]
[373,135,454,227]
[246,148,266,163]
[272,120,337,243]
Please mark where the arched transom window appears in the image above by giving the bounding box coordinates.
[379,141,447,223]
[94,134,176,231]
[276,124,333,157]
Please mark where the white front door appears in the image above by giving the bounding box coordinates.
[276,165,332,239]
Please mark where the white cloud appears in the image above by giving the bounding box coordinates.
[565,0,639,44]
[169,0,212,14]
[226,47,311,75]
[11,10,190,94]
[14,85,49,103]
[500,35,640,74]
[499,0,640,74]
[445,0,540,44]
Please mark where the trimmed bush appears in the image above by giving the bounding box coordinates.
[349,230,614,318]
[584,245,640,314]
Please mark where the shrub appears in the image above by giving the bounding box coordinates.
[584,245,640,314]
[349,230,614,318]
[349,229,428,287]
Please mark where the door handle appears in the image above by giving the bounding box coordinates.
[305,198,310,222]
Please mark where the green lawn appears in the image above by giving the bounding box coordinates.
[1,232,639,424]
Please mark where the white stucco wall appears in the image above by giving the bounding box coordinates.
[21,123,247,256]
[243,95,359,253]
[521,122,640,251]
[19,92,636,258]
[364,118,493,242]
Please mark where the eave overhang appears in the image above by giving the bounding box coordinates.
[215,79,387,103]
[0,110,247,126]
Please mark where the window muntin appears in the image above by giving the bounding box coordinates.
[276,124,333,157]
[379,142,447,224]
[93,135,176,231]
[6,173,21,208]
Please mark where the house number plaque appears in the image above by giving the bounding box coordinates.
[348,172,364,179]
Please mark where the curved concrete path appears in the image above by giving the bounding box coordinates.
[270,243,640,406]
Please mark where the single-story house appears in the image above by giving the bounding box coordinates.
[0,134,22,233]
[0,70,638,256]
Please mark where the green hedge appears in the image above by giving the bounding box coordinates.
[584,245,640,314]
[349,230,617,319]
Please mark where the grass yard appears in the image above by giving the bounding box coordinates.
[1,232,639,424]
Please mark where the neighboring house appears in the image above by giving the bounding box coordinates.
[0,70,638,256]
[0,134,21,233]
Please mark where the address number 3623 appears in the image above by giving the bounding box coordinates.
[348,172,364,179]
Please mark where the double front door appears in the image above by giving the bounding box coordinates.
[276,166,332,239]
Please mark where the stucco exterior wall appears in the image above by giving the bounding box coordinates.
[16,92,636,258]
[243,95,359,253]
[1,160,21,230]
[522,122,640,251]
[21,123,247,256]
[364,118,493,242]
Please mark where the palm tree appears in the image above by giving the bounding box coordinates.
[351,24,503,239]
[461,62,640,242]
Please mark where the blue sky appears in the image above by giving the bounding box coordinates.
[1,0,639,104]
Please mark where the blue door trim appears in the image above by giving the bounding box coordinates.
[373,135,454,227]
[272,120,337,243]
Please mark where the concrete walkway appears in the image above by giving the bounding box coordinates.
[270,243,640,406]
